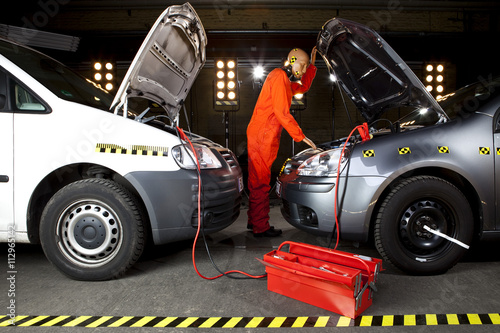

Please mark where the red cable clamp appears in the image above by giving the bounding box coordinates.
[357,122,371,141]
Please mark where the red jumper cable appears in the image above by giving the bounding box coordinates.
[177,127,266,280]
[333,122,370,250]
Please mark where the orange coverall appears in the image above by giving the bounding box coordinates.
[246,64,317,233]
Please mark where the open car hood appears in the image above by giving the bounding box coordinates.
[111,2,206,121]
[317,18,447,123]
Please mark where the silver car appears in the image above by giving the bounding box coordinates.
[277,18,500,275]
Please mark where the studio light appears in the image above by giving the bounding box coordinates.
[291,93,306,110]
[424,62,446,99]
[253,66,265,80]
[214,58,239,111]
[93,61,115,91]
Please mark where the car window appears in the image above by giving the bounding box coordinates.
[0,39,114,111]
[12,81,46,112]
[0,70,6,110]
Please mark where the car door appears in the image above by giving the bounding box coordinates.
[0,69,14,235]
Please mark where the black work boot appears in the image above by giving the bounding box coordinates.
[253,226,282,238]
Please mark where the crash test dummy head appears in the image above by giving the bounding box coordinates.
[286,48,310,79]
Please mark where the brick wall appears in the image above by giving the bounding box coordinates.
[47,7,476,33]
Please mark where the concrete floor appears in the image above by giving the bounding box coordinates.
[2,198,500,332]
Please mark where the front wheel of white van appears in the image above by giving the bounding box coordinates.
[40,178,146,280]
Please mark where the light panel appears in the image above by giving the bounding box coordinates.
[424,62,446,99]
[214,58,239,111]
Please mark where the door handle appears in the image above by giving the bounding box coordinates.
[0,175,9,182]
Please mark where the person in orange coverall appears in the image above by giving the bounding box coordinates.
[247,47,318,237]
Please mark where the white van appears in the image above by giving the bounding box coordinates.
[0,3,243,280]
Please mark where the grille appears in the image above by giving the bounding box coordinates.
[220,149,239,168]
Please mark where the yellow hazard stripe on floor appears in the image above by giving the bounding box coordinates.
[1,314,500,328]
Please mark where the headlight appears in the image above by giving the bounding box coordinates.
[297,149,346,177]
[172,144,222,169]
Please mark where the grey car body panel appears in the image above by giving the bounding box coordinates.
[125,148,243,244]
[280,174,385,239]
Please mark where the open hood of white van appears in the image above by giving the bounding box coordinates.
[111,2,206,121]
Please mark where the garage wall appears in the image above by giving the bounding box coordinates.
[7,1,500,172]
[34,4,490,33]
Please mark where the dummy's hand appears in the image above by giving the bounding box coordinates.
[303,137,317,150]
[310,46,317,66]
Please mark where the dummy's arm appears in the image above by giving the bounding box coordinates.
[272,72,305,142]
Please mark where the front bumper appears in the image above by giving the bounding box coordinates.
[126,158,243,245]
[277,173,385,242]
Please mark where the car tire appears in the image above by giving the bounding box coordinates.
[374,175,473,275]
[40,178,146,280]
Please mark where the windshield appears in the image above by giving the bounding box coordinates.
[438,76,500,119]
[0,39,114,111]
[394,107,443,129]
[374,76,500,131]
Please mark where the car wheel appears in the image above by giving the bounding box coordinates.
[40,178,146,280]
[374,176,473,275]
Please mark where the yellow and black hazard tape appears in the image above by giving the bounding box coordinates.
[361,146,500,158]
[95,143,168,157]
[2,313,499,328]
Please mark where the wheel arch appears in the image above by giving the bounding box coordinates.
[27,163,150,244]
[367,166,482,243]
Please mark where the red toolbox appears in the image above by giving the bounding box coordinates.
[261,241,382,319]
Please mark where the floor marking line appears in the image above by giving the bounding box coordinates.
[6,313,500,327]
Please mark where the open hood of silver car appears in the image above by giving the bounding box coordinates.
[317,18,447,123]
[111,2,206,121]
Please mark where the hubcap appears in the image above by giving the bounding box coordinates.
[399,199,454,257]
[56,200,122,267]
[74,217,107,249]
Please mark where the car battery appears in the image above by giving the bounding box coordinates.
[261,241,382,319]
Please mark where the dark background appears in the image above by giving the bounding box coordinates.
[2,0,500,173]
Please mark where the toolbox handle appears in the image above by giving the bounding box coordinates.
[278,241,371,274]
[257,258,352,289]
